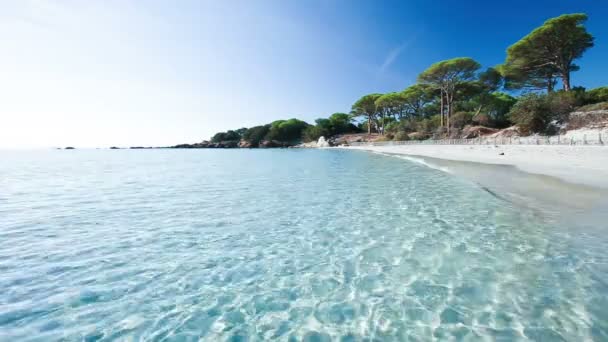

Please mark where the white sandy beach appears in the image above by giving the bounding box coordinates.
[344,144,608,189]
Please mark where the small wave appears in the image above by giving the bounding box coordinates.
[372,151,452,174]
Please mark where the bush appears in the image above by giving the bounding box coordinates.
[508,94,551,134]
[211,130,241,143]
[393,131,410,141]
[416,115,441,133]
[472,113,491,126]
[242,125,270,146]
[548,91,577,123]
[576,101,608,112]
[266,119,310,142]
[328,113,358,134]
[450,112,473,129]
[585,86,608,104]
[302,125,329,142]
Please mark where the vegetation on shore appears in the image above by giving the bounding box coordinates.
[175,13,606,148]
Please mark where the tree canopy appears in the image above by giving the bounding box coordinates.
[418,57,481,131]
[351,93,383,134]
[503,13,594,92]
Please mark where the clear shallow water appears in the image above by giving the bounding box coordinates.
[1,149,607,341]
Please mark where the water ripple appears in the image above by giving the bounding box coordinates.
[1,149,607,340]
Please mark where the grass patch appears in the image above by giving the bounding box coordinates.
[576,102,608,112]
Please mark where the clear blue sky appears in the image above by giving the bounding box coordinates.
[1,0,607,148]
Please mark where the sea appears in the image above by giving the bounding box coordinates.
[1,149,607,341]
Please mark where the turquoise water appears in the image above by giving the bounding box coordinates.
[1,149,607,341]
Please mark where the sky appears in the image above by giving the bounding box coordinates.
[1,0,607,148]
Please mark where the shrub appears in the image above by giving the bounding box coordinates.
[242,125,270,146]
[576,101,608,112]
[451,112,473,129]
[302,125,329,142]
[211,130,241,143]
[508,94,551,135]
[586,87,608,104]
[393,131,410,141]
[416,115,441,133]
[472,113,491,126]
[266,119,310,142]
[548,91,577,123]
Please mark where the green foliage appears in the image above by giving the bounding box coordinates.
[577,102,608,112]
[302,125,328,142]
[586,87,608,104]
[211,130,242,143]
[392,131,410,141]
[503,13,594,91]
[416,115,442,133]
[400,84,436,118]
[327,113,357,134]
[485,92,518,127]
[375,92,406,120]
[242,125,270,145]
[351,93,383,134]
[266,119,309,142]
[418,57,481,132]
[418,57,481,86]
[450,112,473,129]
[472,113,491,127]
[302,112,358,142]
[547,91,577,122]
[478,67,504,92]
[508,94,552,134]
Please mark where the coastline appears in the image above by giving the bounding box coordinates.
[342,144,608,189]
[341,144,608,226]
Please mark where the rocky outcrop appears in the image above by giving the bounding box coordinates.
[171,138,302,149]
[317,136,330,148]
[238,139,253,148]
[170,140,241,148]
[259,140,290,148]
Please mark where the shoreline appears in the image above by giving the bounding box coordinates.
[342,144,608,224]
[342,144,608,189]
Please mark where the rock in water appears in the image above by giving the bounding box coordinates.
[317,136,330,148]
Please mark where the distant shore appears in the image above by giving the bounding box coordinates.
[343,144,608,189]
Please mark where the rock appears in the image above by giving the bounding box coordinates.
[295,141,318,148]
[499,152,505,155]
[110,146,120,149]
[317,136,330,148]
[238,139,253,148]
[64,147,75,150]
[220,140,238,148]
[259,140,288,148]
[170,141,211,148]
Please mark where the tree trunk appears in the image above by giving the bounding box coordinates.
[367,116,371,134]
[446,90,453,135]
[381,111,385,135]
[562,69,571,92]
[440,89,444,128]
